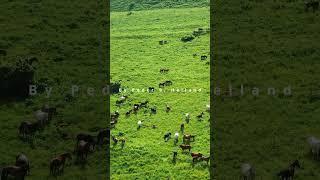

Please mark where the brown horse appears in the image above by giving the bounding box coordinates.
[183,134,196,143]
[76,140,91,162]
[1,165,27,180]
[277,160,300,180]
[199,156,210,164]
[50,153,72,176]
[180,144,192,152]
[191,152,203,163]
[19,121,39,139]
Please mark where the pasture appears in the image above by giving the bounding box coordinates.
[0,0,108,179]
[213,0,320,179]
[110,7,210,179]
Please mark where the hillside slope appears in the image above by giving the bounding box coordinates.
[214,0,320,179]
[111,7,210,179]
[0,0,108,179]
[111,0,209,11]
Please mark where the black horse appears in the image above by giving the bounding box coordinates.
[19,121,39,139]
[277,160,300,180]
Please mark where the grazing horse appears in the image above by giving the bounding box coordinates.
[174,132,179,145]
[172,151,178,163]
[137,121,142,130]
[111,136,125,147]
[241,163,255,180]
[196,112,204,120]
[305,0,319,12]
[277,160,300,180]
[201,55,207,60]
[164,132,172,142]
[116,95,128,105]
[19,121,39,138]
[15,153,30,175]
[1,166,27,180]
[34,110,49,129]
[199,156,210,164]
[164,80,172,86]
[75,133,96,151]
[148,87,155,93]
[111,111,120,120]
[206,104,210,112]
[180,123,185,133]
[307,136,320,160]
[159,83,165,88]
[50,153,72,176]
[180,144,192,152]
[160,68,169,73]
[75,140,90,162]
[185,113,190,123]
[97,129,109,145]
[140,101,149,108]
[191,152,203,163]
[133,104,140,114]
[125,109,132,117]
[166,105,171,113]
[183,134,195,143]
[150,107,157,115]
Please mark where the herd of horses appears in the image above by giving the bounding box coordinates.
[112,82,211,168]
[240,135,320,180]
[0,104,110,179]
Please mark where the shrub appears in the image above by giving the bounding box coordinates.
[0,58,36,98]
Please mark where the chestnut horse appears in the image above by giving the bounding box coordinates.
[180,144,192,152]
[50,153,72,176]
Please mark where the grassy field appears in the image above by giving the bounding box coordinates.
[110,7,210,179]
[213,0,320,179]
[0,0,108,179]
[111,0,209,12]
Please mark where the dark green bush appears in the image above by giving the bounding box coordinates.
[0,58,36,98]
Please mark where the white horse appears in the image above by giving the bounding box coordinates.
[34,110,49,129]
[240,163,255,180]
[307,136,320,160]
[206,104,210,112]
[137,121,142,129]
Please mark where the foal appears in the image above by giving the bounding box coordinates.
[50,153,72,176]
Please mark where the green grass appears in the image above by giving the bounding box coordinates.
[0,0,108,179]
[213,0,320,179]
[110,7,210,179]
[111,0,209,12]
